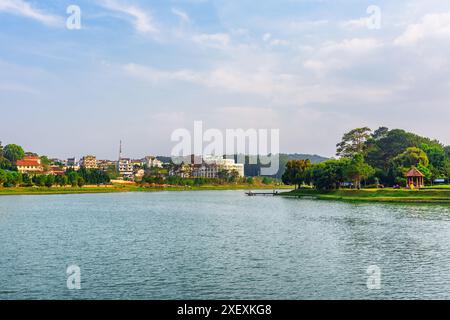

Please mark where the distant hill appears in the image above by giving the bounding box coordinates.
[283,153,329,163]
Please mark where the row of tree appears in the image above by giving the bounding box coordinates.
[282,127,450,190]
[139,166,275,187]
[282,156,374,190]
[0,141,111,188]
[0,169,110,188]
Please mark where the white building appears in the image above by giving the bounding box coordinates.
[79,155,98,169]
[66,157,80,171]
[117,158,134,178]
[144,156,163,168]
[193,156,245,178]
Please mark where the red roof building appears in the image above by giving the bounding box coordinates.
[16,156,43,175]
[48,166,65,176]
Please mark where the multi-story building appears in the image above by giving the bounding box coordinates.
[79,155,98,169]
[16,156,44,175]
[117,158,134,178]
[66,157,80,171]
[172,155,245,179]
[67,157,77,166]
[201,156,245,178]
[97,160,115,171]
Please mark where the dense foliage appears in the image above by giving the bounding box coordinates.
[283,127,450,190]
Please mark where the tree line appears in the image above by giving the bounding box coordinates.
[0,142,110,188]
[139,166,275,186]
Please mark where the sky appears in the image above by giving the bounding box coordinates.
[1,0,450,160]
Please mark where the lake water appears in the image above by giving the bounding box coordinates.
[1,191,450,300]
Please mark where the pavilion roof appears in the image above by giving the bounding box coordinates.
[406,167,425,177]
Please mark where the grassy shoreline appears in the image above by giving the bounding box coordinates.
[0,184,293,196]
[279,188,450,204]
[3,185,449,204]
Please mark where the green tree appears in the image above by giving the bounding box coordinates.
[445,146,450,158]
[33,175,47,187]
[67,171,79,187]
[366,128,442,172]
[371,127,389,140]
[56,175,68,187]
[262,176,273,185]
[417,163,432,183]
[420,143,447,175]
[444,160,450,180]
[3,144,25,164]
[282,159,312,189]
[388,147,430,185]
[0,169,7,186]
[218,169,230,181]
[77,177,85,187]
[336,127,372,158]
[229,170,240,183]
[393,147,429,168]
[22,173,33,187]
[45,175,55,188]
[0,142,8,169]
[40,156,51,172]
[344,154,375,189]
[310,159,349,190]
[4,171,22,187]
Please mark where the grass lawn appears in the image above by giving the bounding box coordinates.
[423,185,450,189]
[281,187,450,204]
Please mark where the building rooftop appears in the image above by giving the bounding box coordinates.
[406,167,425,177]
[16,159,41,167]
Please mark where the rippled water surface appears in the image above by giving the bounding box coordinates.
[1,191,450,299]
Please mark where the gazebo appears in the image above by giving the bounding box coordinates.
[406,167,425,188]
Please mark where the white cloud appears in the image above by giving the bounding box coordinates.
[123,62,342,107]
[172,7,190,24]
[268,39,290,47]
[0,0,61,26]
[395,11,450,45]
[192,33,231,48]
[123,62,280,96]
[123,63,202,83]
[341,18,370,29]
[262,33,271,42]
[98,0,158,34]
[262,33,289,46]
[320,38,382,54]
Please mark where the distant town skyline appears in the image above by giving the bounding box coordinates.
[1,0,450,159]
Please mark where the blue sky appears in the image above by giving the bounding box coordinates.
[1,0,450,159]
